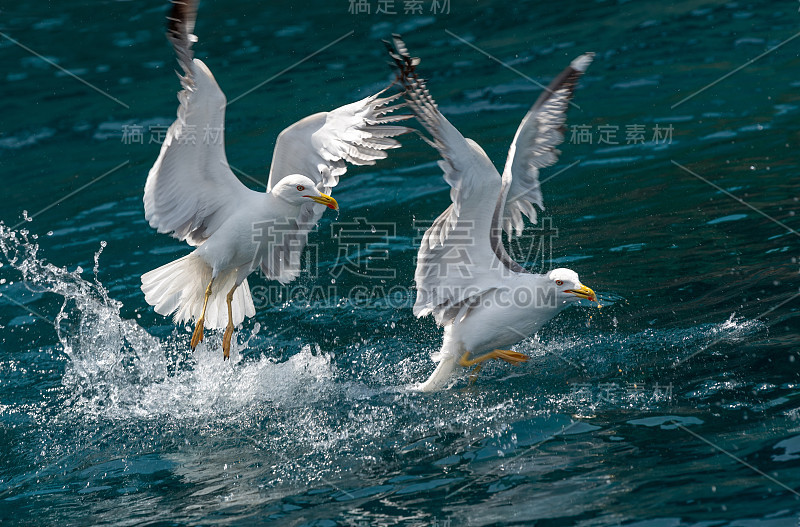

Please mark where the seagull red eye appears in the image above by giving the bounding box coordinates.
[296,185,305,191]
[555,280,563,286]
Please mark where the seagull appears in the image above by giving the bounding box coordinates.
[386,36,597,391]
[141,1,409,359]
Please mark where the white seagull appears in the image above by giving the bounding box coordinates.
[386,36,597,391]
[141,1,409,359]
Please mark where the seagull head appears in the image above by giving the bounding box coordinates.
[548,268,596,303]
[272,174,339,210]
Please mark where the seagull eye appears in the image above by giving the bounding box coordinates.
[555,280,564,286]
[296,185,305,191]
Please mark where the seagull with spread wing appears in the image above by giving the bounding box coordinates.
[386,36,596,391]
[141,1,409,359]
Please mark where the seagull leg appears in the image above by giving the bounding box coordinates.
[190,278,214,350]
[459,349,530,383]
[222,283,239,360]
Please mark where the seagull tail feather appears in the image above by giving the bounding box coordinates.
[141,254,255,330]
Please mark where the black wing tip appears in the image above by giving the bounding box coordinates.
[166,0,197,43]
[383,33,443,140]
[384,33,421,81]
[167,1,187,36]
[166,0,199,74]
[527,52,593,112]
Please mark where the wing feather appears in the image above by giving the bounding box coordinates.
[264,87,411,258]
[500,53,593,237]
[144,0,255,247]
[387,35,516,325]
[267,90,411,196]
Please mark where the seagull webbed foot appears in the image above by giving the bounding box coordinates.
[467,364,484,386]
[190,317,205,350]
[221,283,239,361]
[222,322,234,361]
[191,278,214,351]
[491,349,530,366]
[459,349,530,384]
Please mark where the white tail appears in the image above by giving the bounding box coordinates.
[141,253,255,329]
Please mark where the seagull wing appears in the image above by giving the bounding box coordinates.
[499,53,593,237]
[388,36,517,326]
[266,87,410,239]
[260,72,410,283]
[267,91,410,195]
[144,0,256,247]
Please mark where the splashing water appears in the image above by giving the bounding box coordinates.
[0,222,780,524]
[0,222,769,423]
[0,223,338,424]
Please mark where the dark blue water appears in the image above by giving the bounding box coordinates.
[1,0,800,525]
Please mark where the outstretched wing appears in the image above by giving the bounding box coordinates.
[144,0,256,247]
[387,36,517,326]
[261,65,410,284]
[267,91,410,195]
[499,53,593,237]
[266,87,410,234]
[262,75,411,282]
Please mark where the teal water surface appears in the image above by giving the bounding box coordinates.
[1,0,800,525]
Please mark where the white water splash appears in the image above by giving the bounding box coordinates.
[0,223,337,422]
[0,222,774,480]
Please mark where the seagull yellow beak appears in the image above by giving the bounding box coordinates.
[566,284,597,302]
[304,193,339,211]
